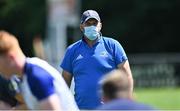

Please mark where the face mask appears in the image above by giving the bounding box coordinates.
[84,26,99,40]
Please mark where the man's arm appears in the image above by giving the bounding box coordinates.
[117,60,134,93]
[0,101,11,110]
[62,70,73,88]
[39,94,62,110]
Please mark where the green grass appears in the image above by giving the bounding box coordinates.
[134,87,180,110]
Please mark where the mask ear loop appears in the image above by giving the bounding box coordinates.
[97,23,102,38]
[97,22,102,32]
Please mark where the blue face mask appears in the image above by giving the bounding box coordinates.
[84,26,99,40]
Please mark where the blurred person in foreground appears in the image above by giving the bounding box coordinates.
[97,69,154,110]
[0,30,79,110]
[60,10,133,109]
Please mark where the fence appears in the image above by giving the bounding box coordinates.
[129,53,180,87]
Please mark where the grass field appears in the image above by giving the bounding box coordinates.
[134,87,180,110]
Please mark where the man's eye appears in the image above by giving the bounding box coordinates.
[85,23,90,26]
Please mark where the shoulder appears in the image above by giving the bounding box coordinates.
[25,58,54,81]
[62,40,83,59]
[66,40,82,51]
[102,36,120,45]
[101,36,123,51]
[25,58,60,81]
[98,99,154,110]
[24,58,61,100]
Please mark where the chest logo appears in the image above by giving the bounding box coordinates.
[100,51,108,57]
[76,54,83,60]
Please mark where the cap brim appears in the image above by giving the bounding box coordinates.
[83,16,100,23]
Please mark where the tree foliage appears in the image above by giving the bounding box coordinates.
[82,0,180,53]
[0,0,46,56]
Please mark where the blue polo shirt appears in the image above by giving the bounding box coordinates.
[60,36,128,109]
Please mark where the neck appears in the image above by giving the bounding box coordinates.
[13,53,26,77]
[84,36,98,47]
[116,92,133,100]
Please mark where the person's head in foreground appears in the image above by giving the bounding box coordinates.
[0,30,25,79]
[98,69,154,110]
[100,70,132,102]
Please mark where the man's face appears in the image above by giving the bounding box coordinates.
[0,55,13,79]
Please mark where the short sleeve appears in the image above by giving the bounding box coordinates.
[27,66,55,101]
[60,47,73,74]
[113,40,128,65]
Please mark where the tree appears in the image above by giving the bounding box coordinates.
[0,0,46,56]
[82,0,180,53]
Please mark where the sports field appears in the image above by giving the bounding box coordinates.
[134,87,180,109]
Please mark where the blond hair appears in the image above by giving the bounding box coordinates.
[0,30,20,55]
[99,70,130,99]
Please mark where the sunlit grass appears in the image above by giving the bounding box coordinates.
[134,87,180,109]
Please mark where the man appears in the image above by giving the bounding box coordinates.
[0,30,79,110]
[60,10,133,109]
[97,70,154,110]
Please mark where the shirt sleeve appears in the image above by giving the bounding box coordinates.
[60,47,73,74]
[27,66,55,101]
[112,39,128,65]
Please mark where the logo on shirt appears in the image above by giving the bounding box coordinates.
[100,51,108,58]
[76,54,83,60]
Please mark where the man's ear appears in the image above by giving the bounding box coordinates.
[80,24,84,32]
[7,53,15,67]
[100,22,102,28]
[98,22,102,31]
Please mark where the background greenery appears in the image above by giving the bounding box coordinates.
[1,0,180,56]
[82,0,180,53]
[0,0,46,56]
